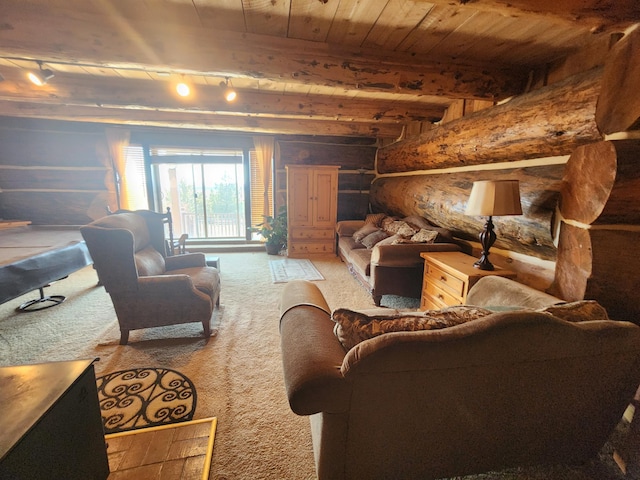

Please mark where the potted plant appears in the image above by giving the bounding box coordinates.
[253,205,288,255]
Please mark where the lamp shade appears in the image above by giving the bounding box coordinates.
[465,180,522,216]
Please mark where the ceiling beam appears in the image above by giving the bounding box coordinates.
[431,0,640,32]
[0,101,404,138]
[0,8,528,101]
[0,69,447,124]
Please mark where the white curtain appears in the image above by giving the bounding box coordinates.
[105,127,132,210]
[253,136,275,218]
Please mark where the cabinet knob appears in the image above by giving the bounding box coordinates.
[440,276,447,282]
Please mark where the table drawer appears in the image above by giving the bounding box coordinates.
[423,280,463,307]
[288,241,334,254]
[290,228,335,240]
[421,292,449,311]
[425,263,466,298]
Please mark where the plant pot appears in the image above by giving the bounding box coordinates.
[265,243,281,255]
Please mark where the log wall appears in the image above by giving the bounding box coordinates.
[0,119,379,227]
[275,136,377,221]
[0,117,113,225]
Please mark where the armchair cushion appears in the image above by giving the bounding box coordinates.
[135,246,166,276]
[168,266,220,303]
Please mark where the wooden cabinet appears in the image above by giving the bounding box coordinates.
[0,359,109,480]
[420,251,516,310]
[286,165,339,256]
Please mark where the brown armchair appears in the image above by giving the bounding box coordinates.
[81,211,221,345]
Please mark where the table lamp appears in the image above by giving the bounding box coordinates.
[465,179,522,271]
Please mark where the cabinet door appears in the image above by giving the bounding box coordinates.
[312,169,338,227]
[288,168,314,226]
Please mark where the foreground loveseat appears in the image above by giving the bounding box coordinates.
[279,277,640,480]
[336,214,462,306]
[81,211,221,344]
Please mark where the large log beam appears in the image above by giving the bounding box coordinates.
[369,165,564,260]
[0,101,404,138]
[0,68,446,124]
[596,26,640,134]
[549,223,640,323]
[377,68,603,174]
[559,140,640,225]
[0,8,527,101]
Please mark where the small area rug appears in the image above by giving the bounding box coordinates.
[269,258,324,283]
[96,367,197,434]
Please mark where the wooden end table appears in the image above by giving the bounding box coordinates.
[420,251,516,311]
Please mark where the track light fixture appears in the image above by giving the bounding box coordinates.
[220,77,237,102]
[27,61,54,86]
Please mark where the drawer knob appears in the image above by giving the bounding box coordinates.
[438,294,444,300]
[440,276,447,282]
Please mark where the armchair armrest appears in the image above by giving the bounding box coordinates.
[137,274,203,297]
[280,307,352,415]
[165,252,206,270]
[371,242,461,267]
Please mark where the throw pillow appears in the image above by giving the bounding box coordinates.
[353,224,380,243]
[364,213,387,227]
[332,305,493,350]
[410,229,439,243]
[537,300,609,322]
[383,220,418,238]
[380,216,399,231]
[361,230,389,249]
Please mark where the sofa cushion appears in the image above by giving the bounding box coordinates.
[403,215,433,230]
[332,305,494,350]
[353,223,380,243]
[349,248,373,276]
[375,234,402,246]
[135,246,166,276]
[537,300,609,322]
[361,230,389,249]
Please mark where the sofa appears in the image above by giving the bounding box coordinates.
[279,276,640,480]
[81,211,221,344]
[336,213,463,306]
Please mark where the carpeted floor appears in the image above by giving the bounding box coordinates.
[0,252,631,479]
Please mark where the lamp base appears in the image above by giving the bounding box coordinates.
[475,216,496,271]
[473,256,494,271]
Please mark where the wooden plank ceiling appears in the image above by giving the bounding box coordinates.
[0,0,638,138]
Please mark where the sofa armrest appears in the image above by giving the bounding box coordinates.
[165,252,206,270]
[371,242,461,267]
[279,282,351,416]
[335,220,365,237]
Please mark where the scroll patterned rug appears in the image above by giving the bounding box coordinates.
[269,258,324,283]
[96,367,197,434]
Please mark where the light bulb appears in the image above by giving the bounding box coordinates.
[225,89,237,102]
[176,82,190,97]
